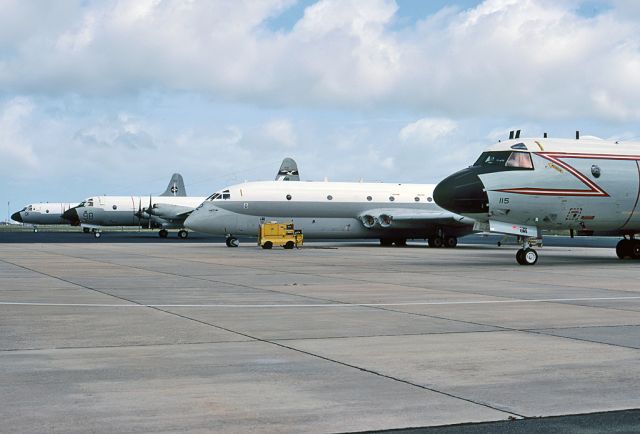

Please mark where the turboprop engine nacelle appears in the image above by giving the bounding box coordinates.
[360,214,377,228]
[378,214,392,228]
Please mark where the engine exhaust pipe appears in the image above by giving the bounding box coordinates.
[360,215,377,228]
[378,214,392,228]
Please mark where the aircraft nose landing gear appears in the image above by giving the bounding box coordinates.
[225,236,239,247]
[516,237,541,265]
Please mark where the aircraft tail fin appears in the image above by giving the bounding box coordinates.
[275,157,300,181]
[160,173,187,196]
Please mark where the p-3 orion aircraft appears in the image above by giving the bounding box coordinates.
[63,159,301,238]
[434,130,640,265]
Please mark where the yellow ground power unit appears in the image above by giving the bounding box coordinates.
[258,222,303,249]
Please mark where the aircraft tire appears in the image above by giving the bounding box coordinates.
[226,237,239,247]
[394,238,407,247]
[428,236,443,248]
[517,248,538,265]
[262,241,273,249]
[632,240,640,259]
[178,230,188,239]
[444,236,458,248]
[159,229,169,238]
[516,249,525,265]
[284,241,295,249]
[380,238,393,247]
[94,231,101,239]
[83,227,90,233]
[616,239,632,259]
[33,228,38,233]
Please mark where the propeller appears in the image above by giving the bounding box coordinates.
[146,195,153,229]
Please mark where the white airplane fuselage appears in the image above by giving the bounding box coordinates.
[72,196,206,228]
[435,138,640,235]
[185,181,474,241]
[11,203,76,225]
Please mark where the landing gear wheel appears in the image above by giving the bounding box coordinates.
[616,239,633,259]
[83,227,90,233]
[178,230,188,239]
[380,238,393,247]
[632,240,640,259]
[428,236,443,248]
[517,248,538,265]
[159,229,169,238]
[93,231,101,239]
[393,238,407,247]
[262,241,273,249]
[226,237,239,247]
[444,236,458,248]
[33,227,38,233]
[284,241,295,249]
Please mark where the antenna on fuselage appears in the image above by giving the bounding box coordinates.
[509,131,514,140]
[576,130,580,140]
[543,132,548,138]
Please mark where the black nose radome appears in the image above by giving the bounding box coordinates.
[434,168,489,215]
[11,212,23,223]
[62,207,80,225]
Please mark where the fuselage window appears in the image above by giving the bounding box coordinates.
[112,205,118,210]
[286,194,292,200]
[327,195,333,200]
[414,197,420,202]
[27,205,33,211]
[389,196,395,202]
[366,196,372,201]
[427,197,433,202]
[46,209,49,213]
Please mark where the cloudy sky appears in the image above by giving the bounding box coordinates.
[3,0,640,218]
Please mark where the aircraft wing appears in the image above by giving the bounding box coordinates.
[147,203,195,225]
[358,208,475,229]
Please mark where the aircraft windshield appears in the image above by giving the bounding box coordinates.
[207,190,231,201]
[474,151,533,170]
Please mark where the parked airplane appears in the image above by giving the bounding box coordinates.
[63,159,301,238]
[184,180,475,247]
[11,203,77,231]
[433,131,640,265]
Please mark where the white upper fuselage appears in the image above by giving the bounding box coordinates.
[436,137,640,235]
[74,195,206,227]
[12,202,76,225]
[185,180,474,239]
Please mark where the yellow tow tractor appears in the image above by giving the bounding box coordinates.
[258,222,303,249]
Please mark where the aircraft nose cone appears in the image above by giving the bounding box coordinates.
[184,209,205,233]
[434,168,489,215]
[62,207,80,225]
[11,212,23,223]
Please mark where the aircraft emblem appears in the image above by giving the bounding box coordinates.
[591,165,601,178]
[171,185,178,194]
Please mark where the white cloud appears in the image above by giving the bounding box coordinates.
[262,119,297,148]
[0,97,38,169]
[2,1,639,120]
[399,117,457,144]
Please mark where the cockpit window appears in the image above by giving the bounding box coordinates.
[474,151,534,170]
[87,199,94,207]
[27,205,33,211]
[207,190,231,201]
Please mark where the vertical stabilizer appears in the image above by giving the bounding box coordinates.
[275,158,300,181]
[160,173,187,196]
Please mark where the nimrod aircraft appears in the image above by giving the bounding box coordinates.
[185,179,475,247]
[63,159,301,238]
[11,202,78,231]
[434,131,640,265]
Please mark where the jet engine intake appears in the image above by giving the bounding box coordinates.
[360,214,377,228]
[378,214,392,228]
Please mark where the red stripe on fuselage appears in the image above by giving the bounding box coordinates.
[493,152,640,197]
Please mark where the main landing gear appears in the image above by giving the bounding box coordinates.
[515,238,540,265]
[616,237,640,260]
[427,235,457,248]
[225,236,239,247]
[379,238,407,247]
[178,230,189,239]
[158,229,169,238]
